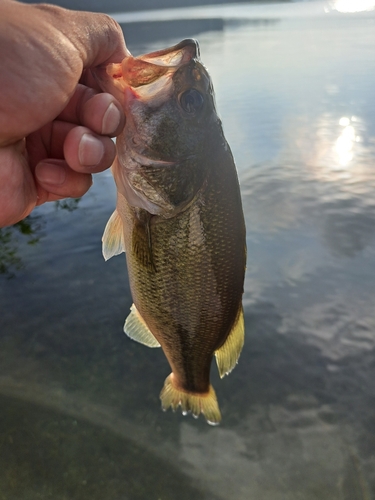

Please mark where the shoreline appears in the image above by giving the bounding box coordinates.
[21,0,292,14]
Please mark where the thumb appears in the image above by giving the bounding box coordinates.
[34,158,92,204]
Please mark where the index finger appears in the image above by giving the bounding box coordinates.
[57,85,125,137]
[35,4,130,68]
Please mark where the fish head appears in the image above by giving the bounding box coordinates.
[95,39,224,217]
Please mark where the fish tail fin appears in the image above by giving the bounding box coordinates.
[160,374,221,425]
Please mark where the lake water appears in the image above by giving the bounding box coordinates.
[1,1,375,498]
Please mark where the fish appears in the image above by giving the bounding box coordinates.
[95,39,246,425]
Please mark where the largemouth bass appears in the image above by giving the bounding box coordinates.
[96,39,246,425]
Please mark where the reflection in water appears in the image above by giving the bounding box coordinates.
[280,294,375,360]
[2,2,375,499]
[335,117,356,166]
[328,0,375,12]
[121,18,224,51]
[281,113,371,181]
[180,404,367,500]
[0,392,203,500]
[0,199,80,277]
[122,17,279,54]
[321,209,375,257]
[54,198,81,212]
[0,216,43,277]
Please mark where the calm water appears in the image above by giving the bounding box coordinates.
[1,1,375,499]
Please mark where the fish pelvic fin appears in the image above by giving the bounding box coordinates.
[215,306,245,378]
[124,304,161,348]
[160,374,221,425]
[102,209,125,261]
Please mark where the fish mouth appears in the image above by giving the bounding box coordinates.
[137,39,200,68]
[93,39,200,104]
[96,39,203,216]
[125,131,198,168]
[128,148,197,169]
[129,149,176,168]
[125,39,200,105]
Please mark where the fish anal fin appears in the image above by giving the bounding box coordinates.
[102,209,125,261]
[132,210,156,272]
[215,307,245,378]
[124,304,160,348]
[160,374,221,425]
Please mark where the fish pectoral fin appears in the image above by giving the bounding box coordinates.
[102,209,125,261]
[160,374,221,425]
[132,212,156,272]
[215,307,245,378]
[124,304,160,348]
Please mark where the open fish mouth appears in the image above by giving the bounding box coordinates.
[94,39,201,105]
[138,38,200,66]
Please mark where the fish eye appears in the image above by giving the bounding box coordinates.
[179,89,204,114]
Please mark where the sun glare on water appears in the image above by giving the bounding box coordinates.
[328,0,375,12]
[335,117,358,166]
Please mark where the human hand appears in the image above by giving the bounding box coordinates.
[0,1,129,227]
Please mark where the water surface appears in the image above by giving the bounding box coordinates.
[1,1,375,498]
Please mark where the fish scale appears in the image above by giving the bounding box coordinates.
[96,38,246,424]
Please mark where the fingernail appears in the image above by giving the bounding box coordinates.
[101,103,121,135]
[78,134,104,167]
[35,162,66,185]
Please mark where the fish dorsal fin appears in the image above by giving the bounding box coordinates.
[124,304,160,348]
[215,307,245,378]
[102,209,125,261]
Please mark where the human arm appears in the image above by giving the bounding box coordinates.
[0,0,128,227]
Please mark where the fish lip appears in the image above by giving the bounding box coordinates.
[129,149,176,168]
[92,63,126,103]
[127,146,197,169]
[139,38,200,64]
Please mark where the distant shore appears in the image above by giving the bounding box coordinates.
[21,0,291,14]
